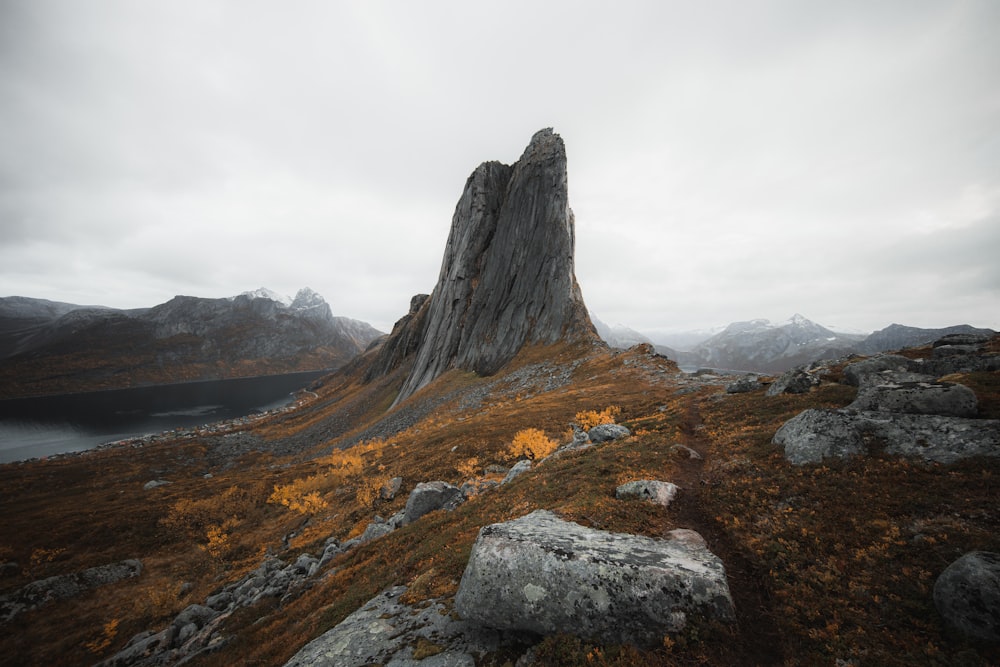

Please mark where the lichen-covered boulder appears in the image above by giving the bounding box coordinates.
[772,409,865,465]
[933,551,1000,642]
[402,481,462,525]
[843,354,915,386]
[848,379,978,417]
[587,423,631,443]
[615,480,680,507]
[454,510,733,647]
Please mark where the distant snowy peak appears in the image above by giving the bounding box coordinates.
[234,287,293,307]
[231,287,330,311]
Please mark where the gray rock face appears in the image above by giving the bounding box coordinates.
[402,481,463,525]
[933,551,1000,642]
[587,423,631,443]
[454,510,734,647]
[848,379,978,417]
[773,408,1000,465]
[615,480,680,507]
[284,586,504,667]
[394,129,595,405]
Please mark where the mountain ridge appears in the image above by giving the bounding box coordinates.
[0,289,382,398]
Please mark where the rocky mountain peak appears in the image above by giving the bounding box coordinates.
[291,287,327,310]
[391,128,595,404]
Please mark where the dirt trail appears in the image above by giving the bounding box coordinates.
[666,394,784,665]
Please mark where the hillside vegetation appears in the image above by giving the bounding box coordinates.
[1,338,998,666]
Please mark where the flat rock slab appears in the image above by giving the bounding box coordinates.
[774,408,1000,465]
[454,510,734,647]
[848,379,978,417]
[284,586,503,667]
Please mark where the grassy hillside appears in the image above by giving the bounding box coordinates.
[1,339,997,666]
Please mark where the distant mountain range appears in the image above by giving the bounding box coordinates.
[594,313,995,373]
[0,288,382,398]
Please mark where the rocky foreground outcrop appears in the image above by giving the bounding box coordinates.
[773,337,1000,465]
[385,129,595,405]
[454,510,734,647]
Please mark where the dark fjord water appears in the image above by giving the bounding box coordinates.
[0,370,328,463]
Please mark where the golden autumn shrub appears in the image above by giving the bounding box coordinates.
[574,406,622,430]
[506,428,558,461]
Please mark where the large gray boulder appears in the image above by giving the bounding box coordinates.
[772,409,865,465]
[393,129,596,405]
[848,379,978,417]
[587,423,631,443]
[401,481,462,525]
[933,551,1000,642]
[843,354,915,386]
[454,510,734,647]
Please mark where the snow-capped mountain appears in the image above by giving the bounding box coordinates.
[671,314,865,372]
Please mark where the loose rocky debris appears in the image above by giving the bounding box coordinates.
[0,559,142,623]
[615,480,680,507]
[933,551,1000,642]
[97,554,326,667]
[454,510,734,648]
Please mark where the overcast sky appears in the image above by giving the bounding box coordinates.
[2,1,998,336]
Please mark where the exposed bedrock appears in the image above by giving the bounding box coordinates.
[394,129,595,405]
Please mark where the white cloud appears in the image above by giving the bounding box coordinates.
[1,0,997,335]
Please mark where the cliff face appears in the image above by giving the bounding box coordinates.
[393,128,595,404]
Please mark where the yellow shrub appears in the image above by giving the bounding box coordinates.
[268,476,329,515]
[203,517,241,559]
[456,457,480,479]
[161,485,261,537]
[84,617,119,655]
[574,406,622,430]
[507,428,558,461]
[355,473,392,509]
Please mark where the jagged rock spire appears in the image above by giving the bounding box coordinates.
[393,128,594,405]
